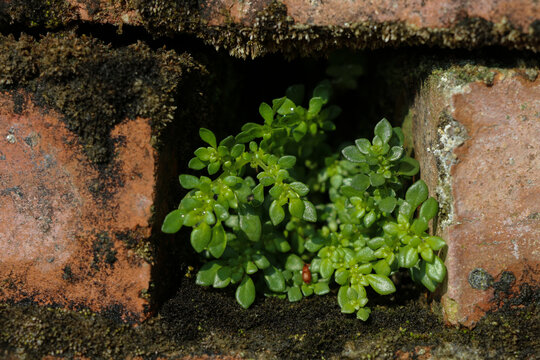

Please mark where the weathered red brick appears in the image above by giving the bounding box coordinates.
[200,0,539,30]
[0,92,154,321]
[412,67,540,327]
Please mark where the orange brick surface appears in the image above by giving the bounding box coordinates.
[412,68,540,327]
[0,93,154,321]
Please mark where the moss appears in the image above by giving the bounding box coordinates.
[1,276,538,359]
[0,0,74,29]
[135,1,539,59]
[0,31,200,164]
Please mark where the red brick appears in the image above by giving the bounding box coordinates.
[412,67,540,327]
[0,92,154,321]
[200,0,539,30]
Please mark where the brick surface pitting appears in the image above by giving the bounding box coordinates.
[200,0,539,30]
[0,93,154,321]
[412,67,540,327]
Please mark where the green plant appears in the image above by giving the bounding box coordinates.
[162,82,446,320]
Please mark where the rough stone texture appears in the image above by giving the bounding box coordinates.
[412,66,540,327]
[1,1,538,57]
[139,0,540,58]
[0,93,154,321]
[199,0,539,29]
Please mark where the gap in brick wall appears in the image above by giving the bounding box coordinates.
[1,20,537,314]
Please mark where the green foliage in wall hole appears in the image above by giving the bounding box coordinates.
[162,81,447,320]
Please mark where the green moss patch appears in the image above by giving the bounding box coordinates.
[1,276,538,359]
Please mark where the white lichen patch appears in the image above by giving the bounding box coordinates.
[429,76,471,231]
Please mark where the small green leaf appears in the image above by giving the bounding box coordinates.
[199,128,217,148]
[236,277,256,309]
[367,237,385,250]
[301,284,314,296]
[223,176,238,187]
[244,261,258,275]
[259,176,275,186]
[378,197,397,213]
[369,173,385,187]
[363,210,377,228]
[287,286,303,302]
[426,236,446,251]
[350,174,370,192]
[259,102,274,124]
[188,157,206,170]
[207,162,220,175]
[194,147,211,161]
[274,237,291,252]
[382,222,399,235]
[337,286,353,312]
[196,262,221,286]
[420,247,434,263]
[411,261,438,292]
[398,156,420,176]
[277,98,296,115]
[356,308,371,321]
[373,259,391,276]
[366,274,396,295]
[214,266,232,288]
[162,210,183,234]
[313,80,332,101]
[288,198,305,218]
[286,84,305,105]
[405,180,429,209]
[320,258,334,279]
[239,206,262,242]
[253,254,271,269]
[293,122,307,142]
[252,183,264,203]
[340,185,363,198]
[208,223,227,258]
[398,246,419,268]
[290,182,309,196]
[313,282,330,295]
[411,218,429,235]
[374,118,393,144]
[398,201,415,220]
[305,236,325,253]
[342,145,365,162]
[285,254,304,271]
[426,256,446,283]
[264,266,286,292]
[269,200,285,226]
[335,268,349,285]
[278,155,296,169]
[308,97,324,117]
[355,138,371,154]
[191,222,212,253]
[419,197,439,221]
[302,200,317,222]
[388,146,404,161]
[235,128,260,143]
[179,174,200,189]
[230,143,245,158]
[219,135,235,147]
[213,203,229,221]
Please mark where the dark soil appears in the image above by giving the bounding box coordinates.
[1,275,538,359]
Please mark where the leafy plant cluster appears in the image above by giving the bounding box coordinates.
[162,82,446,320]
